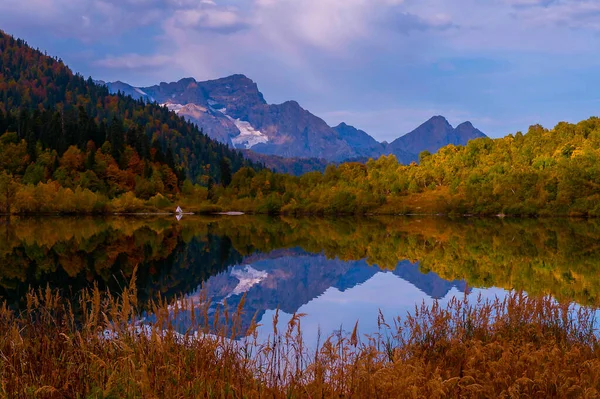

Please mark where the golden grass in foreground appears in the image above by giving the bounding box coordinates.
[2,283,600,398]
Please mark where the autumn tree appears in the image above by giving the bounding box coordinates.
[0,172,18,214]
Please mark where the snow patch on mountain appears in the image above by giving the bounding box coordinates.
[207,100,268,149]
[230,266,268,297]
[162,103,185,113]
[230,119,269,149]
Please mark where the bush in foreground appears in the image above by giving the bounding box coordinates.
[1,283,600,398]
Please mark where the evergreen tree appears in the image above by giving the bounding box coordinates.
[77,106,90,148]
[220,158,232,187]
[166,145,176,170]
[0,108,5,134]
[108,117,125,163]
[50,112,66,155]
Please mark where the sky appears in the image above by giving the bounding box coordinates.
[1,0,600,142]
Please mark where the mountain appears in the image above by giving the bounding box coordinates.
[455,121,487,143]
[94,80,157,103]
[104,77,488,169]
[388,116,487,160]
[245,101,358,160]
[242,151,331,175]
[105,76,357,162]
[333,123,386,159]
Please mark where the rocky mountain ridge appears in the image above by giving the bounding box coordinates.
[102,75,487,167]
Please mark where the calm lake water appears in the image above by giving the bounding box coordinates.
[1,215,599,340]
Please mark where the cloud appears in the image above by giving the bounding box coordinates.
[94,54,171,70]
[0,0,246,40]
[4,0,600,142]
[0,0,164,40]
[255,0,375,50]
[507,0,600,31]
[251,0,454,51]
[386,10,457,34]
[170,7,250,33]
[503,0,556,6]
[149,0,460,86]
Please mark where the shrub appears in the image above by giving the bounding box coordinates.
[110,192,145,213]
[147,193,172,210]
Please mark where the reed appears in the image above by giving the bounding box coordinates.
[2,281,600,398]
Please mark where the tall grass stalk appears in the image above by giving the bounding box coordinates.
[2,284,600,398]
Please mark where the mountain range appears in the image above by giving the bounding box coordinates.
[99,75,487,167]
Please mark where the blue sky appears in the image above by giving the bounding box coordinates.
[1,0,600,142]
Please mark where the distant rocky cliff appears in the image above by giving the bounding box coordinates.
[103,75,487,170]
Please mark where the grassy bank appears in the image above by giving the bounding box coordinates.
[2,280,600,398]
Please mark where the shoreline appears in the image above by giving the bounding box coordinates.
[0,211,597,219]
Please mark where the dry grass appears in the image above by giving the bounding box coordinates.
[2,277,600,398]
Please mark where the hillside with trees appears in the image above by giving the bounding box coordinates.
[0,30,257,213]
[212,117,600,217]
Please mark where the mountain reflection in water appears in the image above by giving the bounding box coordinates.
[179,251,467,336]
[1,215,599,337]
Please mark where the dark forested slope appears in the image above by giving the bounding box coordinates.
[0,30,256,193]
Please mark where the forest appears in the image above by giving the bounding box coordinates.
[0,30,256,214]
[215,118,600,217]
[2,29,600,216]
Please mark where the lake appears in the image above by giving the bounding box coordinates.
[1,215,599,341]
